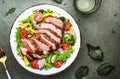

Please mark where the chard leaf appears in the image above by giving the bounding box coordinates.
[97,63,115,76]
[75,66,89,79]
[87,44,104,61]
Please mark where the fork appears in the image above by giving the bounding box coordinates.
[0,47,11,79]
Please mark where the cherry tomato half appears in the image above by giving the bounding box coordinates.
[21,29,27,38]
[34,12,44,22]
[62,42,70,50]
[53,61,63,68]
[32,60,39,69]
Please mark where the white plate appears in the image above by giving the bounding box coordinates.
[10,4,81,75]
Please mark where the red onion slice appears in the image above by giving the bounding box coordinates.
[32,21,41,30]
[37,59,45,69]
[58,48,64,53]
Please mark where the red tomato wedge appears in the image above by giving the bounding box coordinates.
[65,21,72,30]
[21,29,27,38]
[53,61,63,68]
[62,42,70,50]
[34,12,44,22]
[32,60,39,69]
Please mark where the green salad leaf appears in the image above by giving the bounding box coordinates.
[55,47,74,61]
[87,44,104,61]
[62,33,76,45]
[44,53,53,70]
[22,14,34,23]
[60,16,69,23]
[97,63,115,76]
[15,28,25,55]
[75,66,89,79]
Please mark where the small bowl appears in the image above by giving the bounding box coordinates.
[74,0,102,15]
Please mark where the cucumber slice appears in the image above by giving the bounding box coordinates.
[51,55,56,63]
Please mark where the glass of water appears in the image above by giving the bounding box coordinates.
[74,0,102,14]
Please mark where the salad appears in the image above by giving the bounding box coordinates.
[15,9,76,70]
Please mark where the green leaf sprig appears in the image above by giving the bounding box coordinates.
[5,7,16,17]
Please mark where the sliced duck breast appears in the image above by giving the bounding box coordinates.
[25,39,43,53]
[31,37,50,52]
[45,16,64,28]
[32,34,51,48]
[39,29,61,44]
[20,47,27,55]
[32,53,42,59]
[40,23,62,37]
[40,34,56,50]
[20,47,33,60]
[25,39,36,53]
[42,33,59,49]
[22,42,33,54]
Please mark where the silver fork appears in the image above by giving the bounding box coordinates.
[0,47,11,79]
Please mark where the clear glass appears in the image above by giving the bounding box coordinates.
[75,0,102,14]
[76,0,95,12]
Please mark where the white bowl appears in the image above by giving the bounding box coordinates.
[10,4,81,75]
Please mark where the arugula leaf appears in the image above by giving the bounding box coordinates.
[87,44,104,61]
[97,63,115,76]
[5,8,16,17]
[75,66,89,79]
[55,47,74,61]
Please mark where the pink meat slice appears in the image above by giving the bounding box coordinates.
[31,37,50,52]
[40,34,56,50]
[40,23,62,37]
[45,16,64,29]
[39,29,61,44]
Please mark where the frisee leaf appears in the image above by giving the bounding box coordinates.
[5,7,16,17]
[87,43,104,61]
[75,66,89,79]
[97,63,115,76]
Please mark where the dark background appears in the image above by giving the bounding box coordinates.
[0,0,120,79]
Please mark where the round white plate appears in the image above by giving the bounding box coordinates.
[10,4,81,75]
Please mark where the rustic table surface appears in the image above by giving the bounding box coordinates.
[0,0,120,79]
